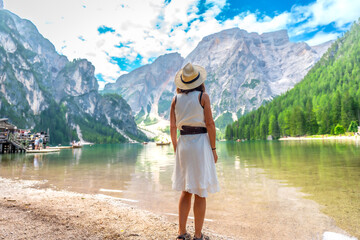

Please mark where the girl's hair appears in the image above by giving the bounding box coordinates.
[176,83,205,94]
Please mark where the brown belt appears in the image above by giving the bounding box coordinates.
[180,126,207,135]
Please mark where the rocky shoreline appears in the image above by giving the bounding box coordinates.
[1,177,358,240]
[0,178,231,240]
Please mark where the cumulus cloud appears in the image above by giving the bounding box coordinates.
[291,0,360,31]
[4,0,360,89]
[305,31,341,46]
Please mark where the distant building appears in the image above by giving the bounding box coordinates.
[0,118,17,131]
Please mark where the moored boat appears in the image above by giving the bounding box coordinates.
[47,146,73,149]
[72,144,83,148]
[156,142,171,146]
[71,141,83,148]
[26,149,60,153]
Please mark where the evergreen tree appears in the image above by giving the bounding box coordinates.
[225,124,233,140]
[348,121,358,132]
[269,115,280,139]
[260,116,269,139]
[305,99,318,134]
[294,107,306,136]
[318,105,331,134]
[341,92,355,128]
[331,92,341,125]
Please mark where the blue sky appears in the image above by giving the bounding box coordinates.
[4,0,360,89]
[216,0,314,18]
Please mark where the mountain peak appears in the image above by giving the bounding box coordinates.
[198,28,290,49]
[152,52,183,64]
[201,28,247,42]
[260,29,289,44]
[261,29,288,38]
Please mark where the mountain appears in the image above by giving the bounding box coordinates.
[0,9,146,144]
[105,28,331,128]
[184,29,331,116]
[104,53,184,120]
[226,19,360,140]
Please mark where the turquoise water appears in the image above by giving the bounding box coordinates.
[0,141,359,237]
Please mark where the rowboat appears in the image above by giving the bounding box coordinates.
[71,141,83,148]
[72,145,83,148]
[47,146,73,149]
[156,142,171,146]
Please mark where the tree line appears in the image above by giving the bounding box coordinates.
[226,19,360,140]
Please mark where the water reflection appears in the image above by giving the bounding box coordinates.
[0,141,359,238]
[224,140,360,237]
[33,154,44,170]
[71,148,82,165]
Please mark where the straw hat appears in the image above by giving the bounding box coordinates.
[174,63,207,90]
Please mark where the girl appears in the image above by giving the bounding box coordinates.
[170,63,220,240]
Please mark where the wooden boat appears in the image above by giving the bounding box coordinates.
[156,142,171,146]
[71,141,83,148]
[47,146,73,149]
[26,149,60,153]
[72,145,83,149]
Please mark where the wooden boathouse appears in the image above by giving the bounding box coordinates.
[0,118,27,153]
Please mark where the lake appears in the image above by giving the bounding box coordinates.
[0,140,359,239]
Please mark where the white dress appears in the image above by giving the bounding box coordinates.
[172,91,220,197]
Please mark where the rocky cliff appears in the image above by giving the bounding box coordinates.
[104,53,184,120]
[105,28,331,127]
[0,9,145,144]
[185,28,332,118]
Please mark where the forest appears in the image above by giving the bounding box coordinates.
[226,19,360,140]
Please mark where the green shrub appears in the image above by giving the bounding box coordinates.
[334,124,345,135]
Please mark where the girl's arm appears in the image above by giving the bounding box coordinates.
[170,97,177,152]
[201,92,218,163]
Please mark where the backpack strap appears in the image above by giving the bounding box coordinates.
[199,91,204,109]
[175,95,177,105]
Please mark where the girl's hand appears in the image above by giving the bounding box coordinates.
[212,149,218,163]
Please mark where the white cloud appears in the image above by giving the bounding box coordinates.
[305,31,340,46]
[3,0,360,89]
[291,0,360,30]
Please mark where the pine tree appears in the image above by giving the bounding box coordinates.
[348,121,358,132]
[331,91,341,125]
[341,92,355,128]
[269,115,280,139]
[225,124,233,140]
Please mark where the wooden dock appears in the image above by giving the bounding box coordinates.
[0,132,27,153]
[0,118,49,154]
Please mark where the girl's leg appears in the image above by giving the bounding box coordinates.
[193,194,206,238]
[178,191,192,235]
